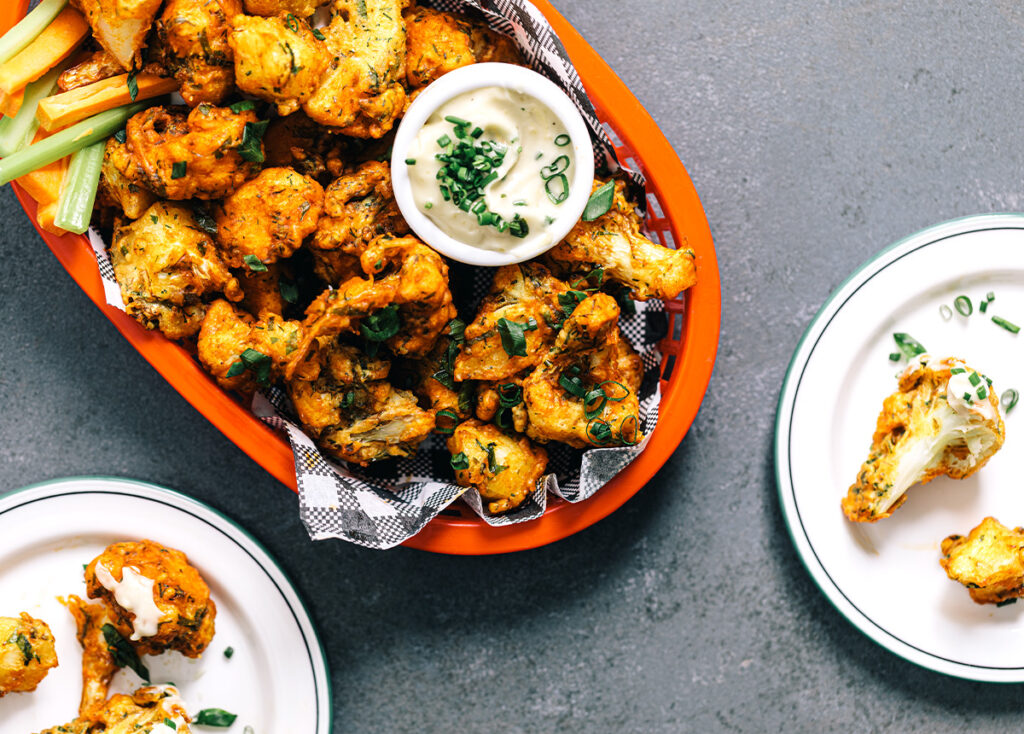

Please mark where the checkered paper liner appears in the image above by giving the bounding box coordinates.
[86,0,671,549]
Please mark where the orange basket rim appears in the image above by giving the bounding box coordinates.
[2,0,722,555]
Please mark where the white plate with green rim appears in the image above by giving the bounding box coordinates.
[776,213,1024,682]
[0,477,332,731]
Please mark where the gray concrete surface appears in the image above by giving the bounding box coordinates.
[3,1,1024,731]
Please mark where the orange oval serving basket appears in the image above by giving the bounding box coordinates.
[2,0,720,554]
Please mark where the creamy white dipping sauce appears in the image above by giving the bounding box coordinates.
[946,366,997,421]
[404,86,576,254]
[95,562,166,640]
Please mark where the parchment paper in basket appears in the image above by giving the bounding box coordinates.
[83,0,670,549]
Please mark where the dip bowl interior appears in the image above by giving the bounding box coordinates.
[390,62,595,267]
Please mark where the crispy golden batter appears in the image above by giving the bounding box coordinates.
[941,517,1024,605]
[548,179,697,301]
[216,166,325,268]
[404,6,520,89]
[153,0,242,107]
[229,13,330,116]
[100,137,157,219]
[475,376,527,433]
[523,293,643,448]
[842,356,1006,523]
[244,0,318,16]
[447,420,547,514]
[111,202,242,339]
[93,685,191,733]
[58,48,124,92]
[263,111,350,181]
[454,262,570,382]
[74,0,163,70]
[410,334,474,429]
[64,595,119,720]
[36,720,93,734]
[288,341,434,465]
[303,0,407,138]
[85,539,216,659]
[310,161,408,284]
[124,104,261,200]
[238,261,288,317]
[198,299,305,391]
[0,613,58,696]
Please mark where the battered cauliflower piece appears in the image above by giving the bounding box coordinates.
[153,0,243,107]
[547,179,697,301]
[58,49,124,91]
[475,376,528,433]
[523,293,643,449]
[404,5,520,89]
[65,595,120,720]
[410,332,474,429]
[941,517,1024,605]
[288,341,434,465]
[100,137,157,219]
[84,539,216,659]
[124,104,262,200]
[110,202,243,339]
[310,161,408,284]
[238,261,288,317]
[842,356,1006,523]
[454,262,571,382]
[263,111,349,181]
[92,685,191,733]
[447,420,548,514]
[216,166,325,268]
[229,13,330,116]
[74,0,163,70]
[0,613,58,696]
[303,0,407,138]
[244,0,319,16]
[198,299,305,391]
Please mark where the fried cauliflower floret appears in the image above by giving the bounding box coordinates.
[239,261,288,317]
[124,104,262,200]
[64,595,120,720]
[216,167,324,268]
[547,179,697,301]
[410,332,474,429]
[447,420,547,514]
[58,48,124,91]
[475,377,527,433]
[842,356,1006,523]
[454,262,571,382]
[523,293,643,448]
[110,202,243,340]
[94,685,191,733]
[263,111,349,181]
[153,0,242,107]
[404,5,520,89]
[100,137,157,219]
[85,540,216,659]
[35,720,93,734]
[244,0,318,16]
[288,341,434,465]
[229,13,330,116]
[310,161,408,284]
[198,299,305,391]
[303,0,407,138]
[941,517,1024,605]
[0,613,58,696]
[74,0,163,70]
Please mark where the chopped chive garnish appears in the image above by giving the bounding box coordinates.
[229,99,256,114]
[312,27,326,40]
[405,158,416,165]
[977,386,988,400]
[939,304,953,320]
[436,134,451,147]
[889,352,901,361]
[544,173,569,204]
[950,367,966,375]
[164,718,176,730]
[987,291,995,301]
[243,254,267,272]
[171,161,187,179]
[1001,388,1019,413]
[954,295,972,316]
[435,408,459,435]
[554,133,571,146]
[444,115,470,127]
[980,300,989,313]
[224,646,234,658]
[969,372,982,386]
[424,202,433,209]
[992,315,1020,334]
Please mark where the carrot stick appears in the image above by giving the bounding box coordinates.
[14,129,68,205]
[0,7,90,97]
[37,73,178,131]
[0,87,25,117]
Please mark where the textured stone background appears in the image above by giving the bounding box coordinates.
[3,0,1024,731]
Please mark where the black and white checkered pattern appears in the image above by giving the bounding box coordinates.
[85,0,668,549]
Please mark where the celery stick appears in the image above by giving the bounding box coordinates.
[0,102,145,186]
[0,0,69,67]
[0,63,63,157]
[54,138,104,234]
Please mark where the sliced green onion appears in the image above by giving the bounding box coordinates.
[436,134,451,148]
[0,63,63,157]
[101,623,150,681]
[620,415,640,445]
[583,389,607,419]
[450,452,470,471]
[586,418,613,445]
[126,71,139,102]
[1000,388,1019,414]
[239,348,271,385]
[496,317,536,357]
[482,441,507,475]
[312,27,326,40]
[992,315,1020,334]
[237,119,269,163]
[224,646,234,658]
[888,352,901,361]
[969,372,981,387]
[554,133,571,147]
[444,115,470,127]
[892,332,927,359]
[980,300,989,313]
[230,99,256,114]
[950,367,966,375]
[194,709,238,727]
[582,180,615,221]
[939,304,953,320]
[954,295,972,316]
[405,158,416,165]
[544,173,569,205]
[0,103,146,186]
[540,155,570,178]
[53,140,106,234]
[171,160,187,179]
[0,0,69,66]
[497,383,522,408]
[435,408,459,434]
[360,304,401,343]
[243,254,267,272]
[987,291,995,301]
